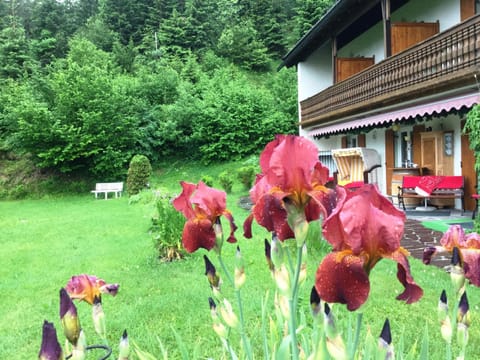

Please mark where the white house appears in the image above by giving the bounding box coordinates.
[281,0,479,212]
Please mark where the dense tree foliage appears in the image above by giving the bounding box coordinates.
[0,0,333,180]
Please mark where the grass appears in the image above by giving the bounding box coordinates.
[421,218,474,233]
[1,158,479,359]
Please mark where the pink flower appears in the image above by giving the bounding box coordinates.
[315,184,423,311]
[173,181,237,253]
[65,274,119,305]
[423,225,480,286]
[243,135,339,241]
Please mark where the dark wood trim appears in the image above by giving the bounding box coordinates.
[332,37,338,83]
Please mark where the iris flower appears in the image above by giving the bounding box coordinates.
[39,320,63,360]
[243,135,339,241]
[423,225,480,286]
[173,181,237,253]
[59,288,80,346]
[315,184,423,311]
[65,274,119,305]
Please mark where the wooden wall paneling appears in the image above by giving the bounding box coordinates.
[335,57,375,82]
[385,129,395,195]
[412,124,425,168]
[461,0,475,21]
[391,21,440,55]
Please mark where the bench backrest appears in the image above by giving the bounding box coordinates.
[95,182,123,191]
[402,176,463,189]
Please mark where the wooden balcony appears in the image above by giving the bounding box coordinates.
[300,15,480,127]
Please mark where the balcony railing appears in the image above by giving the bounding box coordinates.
[300,14,480,126]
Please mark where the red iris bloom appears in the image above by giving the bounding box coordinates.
[243,135,339,241]
[173,181,237,253]
[423,225,480,286]
[65,274,119,305]
[315,184,423,311]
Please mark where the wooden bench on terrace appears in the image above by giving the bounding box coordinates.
[91,182,124,199]
[397,175,464,213]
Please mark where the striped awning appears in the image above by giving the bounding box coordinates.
[308,93,479,137]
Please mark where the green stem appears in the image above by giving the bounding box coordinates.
[218,255,253,360]
[446,341,452,360]
[286,245,304,360]
[349,313,363,359]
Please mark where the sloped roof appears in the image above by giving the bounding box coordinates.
[280,0,407,69]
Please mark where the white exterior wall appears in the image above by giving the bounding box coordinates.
[297,42,333,102]
[391,0,460,30]
[337,21,384,61]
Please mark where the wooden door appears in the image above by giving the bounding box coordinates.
[421,136,438,175]
[385,129,395,195]
[358,134,366,147]
[412,124,426,168]
[461,120,477,210]
[391,21,440,55]
[335,57,375,82]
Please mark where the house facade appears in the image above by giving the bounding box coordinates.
[281,0,479,211]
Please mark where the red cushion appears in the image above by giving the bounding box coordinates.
[403,176,463,190]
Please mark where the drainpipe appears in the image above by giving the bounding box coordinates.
[381,0,392,58]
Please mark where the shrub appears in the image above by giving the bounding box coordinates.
[237,166,256,190]
[218,171,234,193]
[126,155,152,195]
[150,194,186,261]
[201,175,214,187]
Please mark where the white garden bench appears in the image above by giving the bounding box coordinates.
[91,182,124,199]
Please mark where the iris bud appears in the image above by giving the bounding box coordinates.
[118,329,130,360]
[234,246,246,289]
[39,320,64,360]
[59,288,81,346]
[92,296,106,340]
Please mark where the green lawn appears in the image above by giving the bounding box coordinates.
[1,160,479,359]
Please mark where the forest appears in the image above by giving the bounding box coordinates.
[0,0,334,191]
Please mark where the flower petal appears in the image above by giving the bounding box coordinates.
[461,248,480,286]
[440,225,467,250]
[387,249,423,304]
[252,194,294,241]
[65,274,101,304]
[323,185,405,255]
[192,182,227,218]
[65,275,119,304]
[172,181,197,219]
[221,210,238,243]
[182,218,216,253]
[266,135,319,196]
[315,252,370,311]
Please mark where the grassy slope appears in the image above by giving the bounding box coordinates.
[1,159,479,358]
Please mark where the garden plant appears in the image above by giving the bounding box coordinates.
[11,136,480,359]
